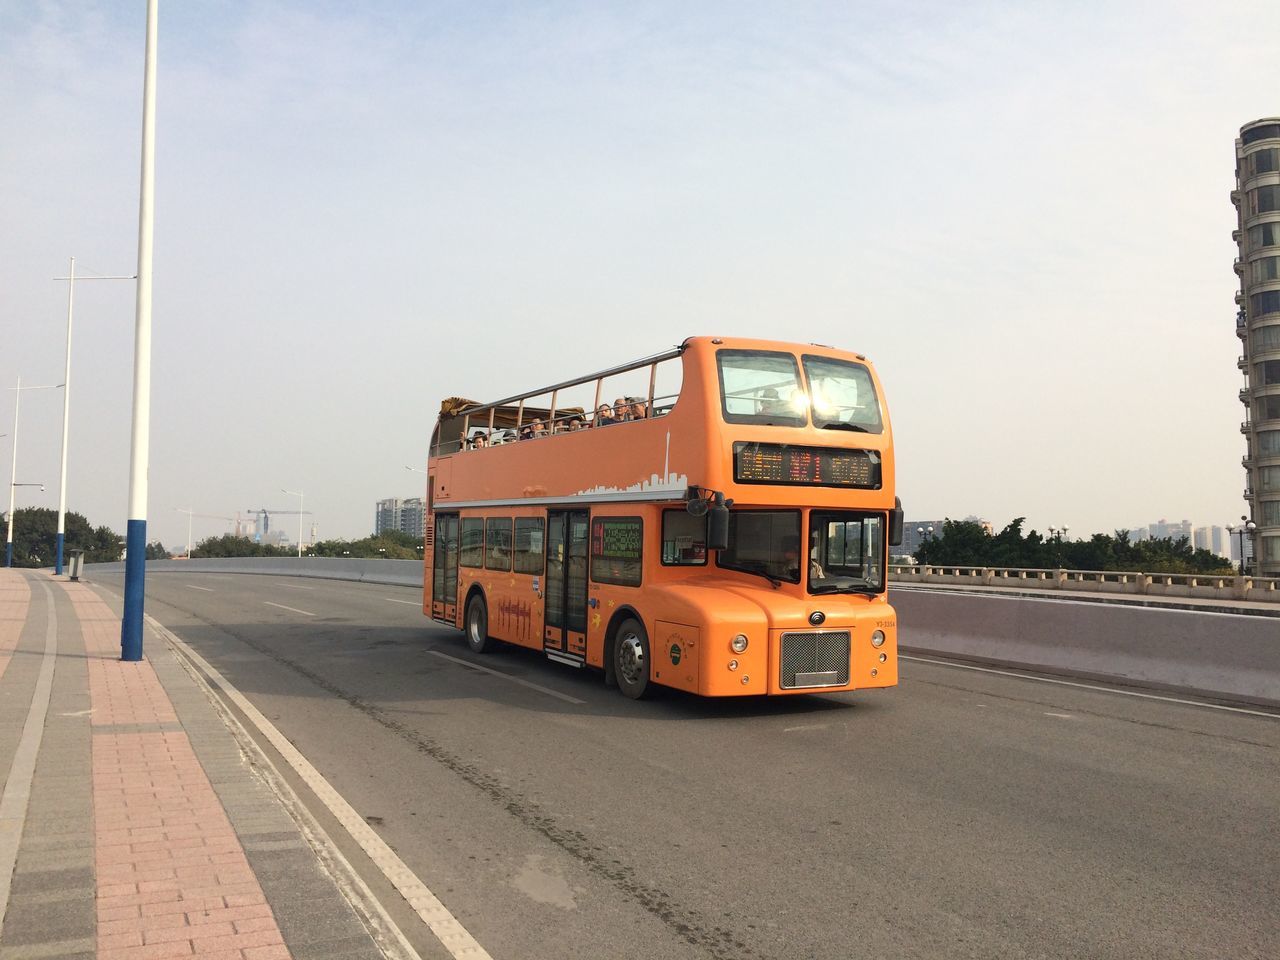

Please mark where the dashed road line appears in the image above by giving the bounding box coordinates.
[427,650,586,705]
[185,584,214,592]
[384,598,419,606]
[264,601,316,617]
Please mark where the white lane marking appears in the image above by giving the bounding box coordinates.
[384,598,419,606]
[281,583,316,591]
[185,584,215,592]
[149,624,490,960]
[0,582,59,929]
[902,655,1280,719]
[1044,712,1075,719]
[264,601,315,617]
[783,723,829,732]
[427,650,586,705]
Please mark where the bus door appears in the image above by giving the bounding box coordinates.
[544,509,589,663]
[431,514,459,623]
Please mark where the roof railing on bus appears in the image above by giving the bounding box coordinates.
[456,390,683,451]
[441,345,685,454]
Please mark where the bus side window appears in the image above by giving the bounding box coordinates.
[662,510,707,565]
[514,518,545,574]
[460,518,484,567]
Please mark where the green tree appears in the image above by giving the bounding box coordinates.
[191,535,291,558]
[4,507,122,567]
[145,541,170,560]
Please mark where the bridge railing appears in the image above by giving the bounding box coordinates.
[889,564,1280,604]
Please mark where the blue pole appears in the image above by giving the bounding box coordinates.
[121,520,146,660]
[4,542,11,568]
[55,533,64,576]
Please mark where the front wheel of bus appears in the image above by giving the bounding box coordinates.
[465,595,491,654]
[614,618,650,699]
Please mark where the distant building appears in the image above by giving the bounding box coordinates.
[375,498,426,538]
[1233,116,1280,575]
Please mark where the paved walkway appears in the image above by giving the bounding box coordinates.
[0,570,389,960]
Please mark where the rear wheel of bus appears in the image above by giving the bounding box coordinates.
[465,594,491,654]
[614,617,651,699]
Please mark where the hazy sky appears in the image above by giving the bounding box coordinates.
[2,1,1278,551]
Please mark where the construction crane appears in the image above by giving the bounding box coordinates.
[245,508,313,543]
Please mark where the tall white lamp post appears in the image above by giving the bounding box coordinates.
[282,488,304,557]
[52,257,135,575]
[121,0,158,662]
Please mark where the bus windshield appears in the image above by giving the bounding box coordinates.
[809,511,884,594]
[717,350,807,426]
[803,356,883,434]
[716,511,802,585]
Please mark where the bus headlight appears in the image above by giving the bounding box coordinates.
[731,634,749,653]
[871,630,886,648]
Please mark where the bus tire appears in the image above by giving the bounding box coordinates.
[613,617,650,699]
[465,594,491,654]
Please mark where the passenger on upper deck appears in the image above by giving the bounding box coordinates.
[595,403,618,427]
[612,398,630,422]
[518,418,547,440]
[562,414,587,432]
[469,431,488,449]
[628,397,648,420]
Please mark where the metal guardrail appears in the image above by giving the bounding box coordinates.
[890,565,1280,604]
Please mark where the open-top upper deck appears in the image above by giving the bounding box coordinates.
[428,336,895,511]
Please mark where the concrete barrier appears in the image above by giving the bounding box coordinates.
[85,557,425,588]
[893,588,1280,708]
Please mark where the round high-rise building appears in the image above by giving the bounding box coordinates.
[1235,117,1280,576]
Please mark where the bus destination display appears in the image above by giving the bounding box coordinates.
[733,442,880,488]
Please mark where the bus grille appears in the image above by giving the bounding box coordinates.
[780,631,851,689]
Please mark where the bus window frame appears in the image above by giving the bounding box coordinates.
[714,509,802,584]
[715,348,808,427]
[808,509,887,594]
[513,517,545,575]
[484,517,512,572]
[459,517,484,568]
[661,509,708,567]
[800,353,885,435]
[590,515,644,587]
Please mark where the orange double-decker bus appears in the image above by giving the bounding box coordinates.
[423,336,903,699]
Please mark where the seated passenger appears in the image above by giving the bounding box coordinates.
[757,388,786,416]
[529,418,548,438]
[595,403,618,427]
[565,414,587,432]
[613,398,630,422]
[469,431,488,449]
[628,397,648,420]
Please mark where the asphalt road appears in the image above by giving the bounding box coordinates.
[90,572,1279,960]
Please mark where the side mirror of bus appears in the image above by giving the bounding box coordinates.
[707,492,733,551]
[889,497,903,547]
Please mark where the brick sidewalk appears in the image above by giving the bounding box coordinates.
[0,571,390,960]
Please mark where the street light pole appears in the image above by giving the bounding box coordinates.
[176,507,193,559]
[6,378,62,567]
[121,0,158,662]
[53,257,136,575]
[282,488,304,558]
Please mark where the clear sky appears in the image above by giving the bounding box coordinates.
[2,1,1278,552]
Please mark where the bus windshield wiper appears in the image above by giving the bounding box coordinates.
[819,422,869,432]
[734,562,781,588]
[810,579,878,594]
